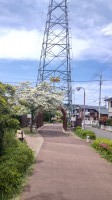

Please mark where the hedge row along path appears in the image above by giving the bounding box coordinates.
[21,124,112,200]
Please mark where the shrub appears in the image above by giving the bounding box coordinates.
[99,118,112,126]
[74,127,96,140]
[0,117,20,156]
[91,138,112,162]
[0,165,22,200]
[0,131,35,200]
[105,119,112,126]
[75,126,81,130]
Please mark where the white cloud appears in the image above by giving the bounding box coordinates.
[0,29,43,59]
[0,28,91,60]
[101,23,112,36]
[71,37,90,59]
[70,25,112,61]
[0,26,111,62]
[0,28,92,60]
[0,0,112,61]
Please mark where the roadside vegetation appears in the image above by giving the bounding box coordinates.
[74,125,112,163]
[74,126,96,140]
[91,138,112,163]
[0,130,35,200]
[99,117,112,126]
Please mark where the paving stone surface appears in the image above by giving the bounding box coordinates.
[21,124,112,200]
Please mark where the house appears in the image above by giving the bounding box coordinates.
[105,97,112,118]
[72,104,108,124]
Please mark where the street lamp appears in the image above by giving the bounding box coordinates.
[76,87,85,129]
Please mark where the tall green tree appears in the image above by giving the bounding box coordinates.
[0,82,19,156]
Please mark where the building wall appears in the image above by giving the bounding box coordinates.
[108,101,112,117]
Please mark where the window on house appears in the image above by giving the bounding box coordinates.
[110,101,112,108]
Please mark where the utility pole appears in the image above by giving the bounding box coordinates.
[99,74,102,119]
[94,73,102,120]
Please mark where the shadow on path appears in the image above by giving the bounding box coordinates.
[38,129,69,137]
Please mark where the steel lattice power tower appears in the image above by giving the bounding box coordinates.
[37,0,72,105]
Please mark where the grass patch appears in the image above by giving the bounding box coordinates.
[91,138,112,163]
[0,130,35,200]
[74,126,96,140]
[22,127,36,135]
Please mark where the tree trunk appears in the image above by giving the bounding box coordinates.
[0,130,4,156]
[30,112,33,132]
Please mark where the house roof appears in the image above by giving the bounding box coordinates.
[72,105,108,115]
[64,103,108,115]
[105,97,112,102]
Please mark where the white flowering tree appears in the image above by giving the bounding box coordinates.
[14,81,64,132]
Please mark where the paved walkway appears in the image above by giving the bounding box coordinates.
[25,133,44,157]
[86,125,112,140]
[21,124,112,200]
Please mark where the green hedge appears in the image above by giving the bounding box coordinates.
[91,138,112,162]
[0,131,35,200]
[74,126,96,140]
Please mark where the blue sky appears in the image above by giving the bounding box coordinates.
[0,0,112,106]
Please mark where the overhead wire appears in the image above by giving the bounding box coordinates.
[35,0,49,82]
[75,57,112,101]
[84,57,112,91]
[2,79,112,84]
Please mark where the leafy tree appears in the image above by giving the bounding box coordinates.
[0,82,19,156]
[15,82,64,132]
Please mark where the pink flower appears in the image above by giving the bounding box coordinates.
[99,143,109,149]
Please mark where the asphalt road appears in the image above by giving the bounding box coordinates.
[86,125,112,140]
[21,124,112,200]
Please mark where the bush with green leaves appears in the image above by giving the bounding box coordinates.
[74,127,96,140]
[105,119,112,126]
[75,126,81,130]
[0,82,20,156]
[0,131,35,200]
[91,138,112,162]
[99,118,112,126]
